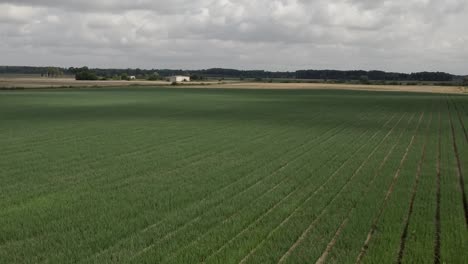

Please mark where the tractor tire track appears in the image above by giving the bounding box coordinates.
[277,112,412,264]
[447,100,468,226]
[130,113,376,261]
[169,152,344,263]
[141,116,348,233]
[355,111,425,264]
[78,112,344,262]
[450,97,468,143]
[396,110,433,263]
[238,112,406,264]
[314,109,414,264]
[196,116,387,263]
[434,109,442,264]
[315,212,350,264]
[81,106,384,262]
[139,110,364,232]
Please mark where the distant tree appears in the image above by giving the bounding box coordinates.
[74,67,98,80]
[147,72,161,81]
[146,74,155,81]
[410,71,453,82]
[359,75,370,84]
[120,73,129,81]
[368,70,386,81]
[45,67,63,78]
[190,74,205,81]
[0,66,458,83]
[463,77,468,86]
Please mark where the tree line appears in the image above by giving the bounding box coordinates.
[0,66,465,83]
[296,70,455,82]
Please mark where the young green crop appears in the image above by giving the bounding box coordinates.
[0,88,466,263]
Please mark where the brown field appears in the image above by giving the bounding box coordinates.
[0,76,214,88]
[1,76,466,95]
[194,82,468,95]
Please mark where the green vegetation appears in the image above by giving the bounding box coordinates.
[42,67,64,78]
[73,67,98,80]
[147,72,162,81]
[120,73,130,81]
[1,66,465,85]
[0,87,466,263]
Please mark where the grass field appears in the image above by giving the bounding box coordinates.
[0,87,467,263]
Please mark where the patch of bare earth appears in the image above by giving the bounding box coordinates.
[191,82,467,95]
[0,77,220,88]
[2,77,467,95]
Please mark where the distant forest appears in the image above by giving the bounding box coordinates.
[0,66,465,83]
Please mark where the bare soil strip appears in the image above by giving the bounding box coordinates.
[2,77,467,95]
[0,77,218,88]
[315,214,350,264]
[434,110,442,264]
[277,113,412,264]
[396,110,433,263]
[315,111,413,264]
[447,100,468,226]
[355,112,425,264]
[194,82,467,95]
[238,113,405,264]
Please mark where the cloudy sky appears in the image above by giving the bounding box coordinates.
[1,0,467,74]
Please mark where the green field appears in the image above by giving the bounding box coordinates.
[1,87,467,263]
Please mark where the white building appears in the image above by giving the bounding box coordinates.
[169,76,190,83]
[129,76,136,80]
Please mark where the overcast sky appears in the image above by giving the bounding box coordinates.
[1,0,467,74]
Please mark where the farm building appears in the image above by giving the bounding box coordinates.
[129,76,136,80]
[169,76,190,83]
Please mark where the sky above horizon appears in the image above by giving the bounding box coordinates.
[1,0,467,74]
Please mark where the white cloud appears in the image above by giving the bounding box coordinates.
[0,3,45,24]
[0,0,467,74]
